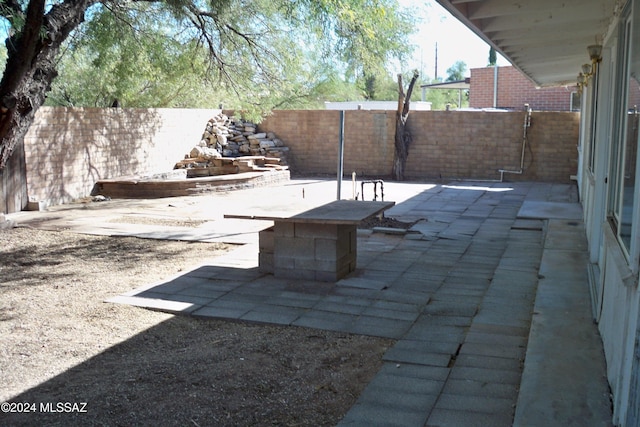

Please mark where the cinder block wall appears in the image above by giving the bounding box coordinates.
[24,107,217,206]
[23,107,578,207]
[406,111,580,182]
[260,109,579,183]
[470,66,577,111]
[259,110,395,178]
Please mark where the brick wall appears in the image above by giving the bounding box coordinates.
[23,107,579,207]
[470,66,578,111]
[260,110,579,183]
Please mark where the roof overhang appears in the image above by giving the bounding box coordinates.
[435,0,619,88]
[421,78,471,90]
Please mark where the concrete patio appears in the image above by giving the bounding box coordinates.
[8,178,613,426]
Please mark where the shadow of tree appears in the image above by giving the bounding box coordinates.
[0,232,209,291]
[1,315,389,426]
[26,107,163,205]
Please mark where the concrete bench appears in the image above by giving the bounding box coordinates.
[225,200,394,281]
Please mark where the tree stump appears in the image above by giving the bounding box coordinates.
[391,70,419,181]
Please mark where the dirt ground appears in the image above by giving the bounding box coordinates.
[0,226,393,426]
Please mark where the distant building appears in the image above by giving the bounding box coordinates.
[324,101,432,111]
[469,66,579,111]
[420,79,471,110]
[421,66,579,111]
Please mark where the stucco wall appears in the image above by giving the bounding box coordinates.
[23,107,579,207]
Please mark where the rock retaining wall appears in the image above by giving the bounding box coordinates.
[175,113,290,177]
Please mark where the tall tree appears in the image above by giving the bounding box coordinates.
[446,60,467,82]
[0,0,414,169]
[488,47,497,66]
[46,5,215,108]
[363,73,377,100]
[391,69,419,181]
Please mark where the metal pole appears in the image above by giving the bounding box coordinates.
[336,110,345,200]
[493,65,498,108]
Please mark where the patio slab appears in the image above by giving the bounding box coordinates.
[8,179,612,426]
[517,200,583,220]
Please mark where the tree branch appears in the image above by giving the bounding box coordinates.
[1,0,45,106]
[396,73,405,116]
[402,70,419,117]
[1,0,22,18]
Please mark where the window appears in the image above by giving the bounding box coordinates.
[571,91,581,112]
[607,4,639,258]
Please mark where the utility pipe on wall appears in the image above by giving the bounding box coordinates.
[499,104,532,180]
[493,65,498,108]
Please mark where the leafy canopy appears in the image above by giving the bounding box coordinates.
[445,60,467,82]
[4,0,417,118]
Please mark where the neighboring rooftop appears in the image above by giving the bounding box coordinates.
[324,101,432,111]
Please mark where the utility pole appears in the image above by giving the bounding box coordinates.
[434,42,438,81]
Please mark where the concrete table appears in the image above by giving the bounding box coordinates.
[226,200,394,281]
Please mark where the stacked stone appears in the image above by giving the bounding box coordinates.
[190,113,289,163]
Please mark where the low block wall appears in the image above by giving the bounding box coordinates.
[23,107,579,207]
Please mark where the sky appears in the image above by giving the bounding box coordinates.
[396,0,509,80]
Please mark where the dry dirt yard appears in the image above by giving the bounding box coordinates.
[0,227,393,426]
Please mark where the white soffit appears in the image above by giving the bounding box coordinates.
[436,0,619,87]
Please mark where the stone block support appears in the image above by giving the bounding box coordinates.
[268,222,357,282]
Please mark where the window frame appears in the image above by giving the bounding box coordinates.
[607,3,639,264]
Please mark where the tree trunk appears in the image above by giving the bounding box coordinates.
[0,0,97,170]
[391,70,419,181]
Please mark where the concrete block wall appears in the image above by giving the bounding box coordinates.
[24,107,218,207]
[272,222,357,282]
[405,111,579,182]
[404,111,523,180]
[258,226,275,273]
[523,112,581,182]
[470,66,578,111]
[257,110,395,177]
[21,107,578,208]
[260,109,579,183]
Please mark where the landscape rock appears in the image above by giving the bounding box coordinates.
[175,112,290,177]
[0,213,16,229]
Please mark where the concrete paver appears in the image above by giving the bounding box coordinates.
[513,218,613,427]
[8,178,612,426]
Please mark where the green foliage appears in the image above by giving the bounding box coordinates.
[423,88,469,110]
[375,74,403,101]
[355,70,398,101]
[411,61,469,110]
[46,3,218,107]
[0,3,25,33]
[363,73,376,100]
[43,0,416,118]
[446,60,467,82]
[302,0,415,75]
[292,74,363,109]
[488,47,497,66]
[422,74,469,110]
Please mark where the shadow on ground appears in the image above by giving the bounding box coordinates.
[1,315,391,427]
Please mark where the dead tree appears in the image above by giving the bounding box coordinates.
[391,70,419,181]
